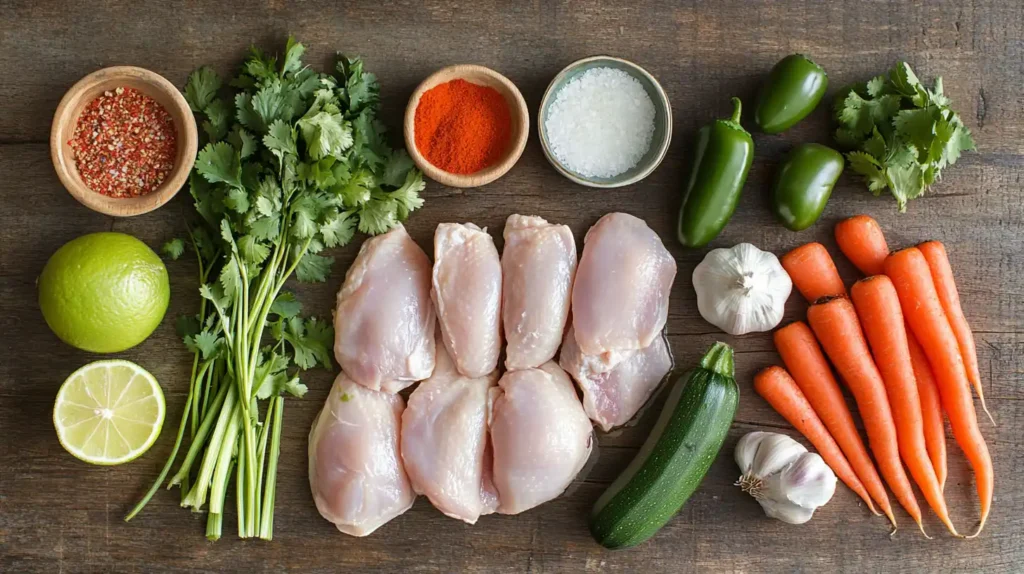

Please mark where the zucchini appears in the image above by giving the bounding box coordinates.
[589,342,739,549]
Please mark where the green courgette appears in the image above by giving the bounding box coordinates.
[589,342,739,549]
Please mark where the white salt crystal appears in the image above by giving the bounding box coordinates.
[544,67,657,179]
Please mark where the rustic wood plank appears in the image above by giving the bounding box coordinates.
[1,0,1023,572]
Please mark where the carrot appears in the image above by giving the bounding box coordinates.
[754,365,879,515]
[918,240,992,424]
[773,322,892,524]
[807,297,926,536]
[885,248,994,538]
[907,326,948,490]
[781,242,847,302]
[850,276,959,536]
[835,215,889,276]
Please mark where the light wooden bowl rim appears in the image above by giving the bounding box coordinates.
[50,66,198,217]
[403,64,529,188]
[538,55,673,189]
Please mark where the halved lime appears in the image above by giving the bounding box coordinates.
[53,360,165,465]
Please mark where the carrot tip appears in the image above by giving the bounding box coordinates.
[917,520,933,540]
[980,398,996,426]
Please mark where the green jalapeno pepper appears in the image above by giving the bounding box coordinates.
[676,97,754,248]
[771,143,844,231]
[754,54,828,134]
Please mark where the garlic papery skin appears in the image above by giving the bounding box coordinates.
[734,432,837,525]
[692,243,792,335]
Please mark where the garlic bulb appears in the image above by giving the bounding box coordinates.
[735,431,836,524]
[692,243,792,335]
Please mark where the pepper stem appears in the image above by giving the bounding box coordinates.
[700,341,735,378]
[729,97,743,124]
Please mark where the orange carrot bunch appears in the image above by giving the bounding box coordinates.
[754,215,993,539]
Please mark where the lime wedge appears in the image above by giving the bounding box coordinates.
[53,360,165,465]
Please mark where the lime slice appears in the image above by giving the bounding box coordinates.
[53,360,165,465]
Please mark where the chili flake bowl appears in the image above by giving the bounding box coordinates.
[50,66,198,217]
[539,56,673,188]
[404,64,529,188]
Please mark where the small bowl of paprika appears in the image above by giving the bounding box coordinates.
[51,66,198,217]
[405,64,529,188]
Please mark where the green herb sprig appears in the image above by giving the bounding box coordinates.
[126,37,424,541]
[834,62,976,211]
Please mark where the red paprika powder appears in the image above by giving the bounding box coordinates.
[414,79,511,175]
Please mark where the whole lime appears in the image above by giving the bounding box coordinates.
[39,232,170,353]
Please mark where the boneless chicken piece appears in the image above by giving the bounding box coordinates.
[571,212,676,371]
[432,223,502,378]
[501,215,577,371]
[490,362,593,514]
[401,344,498,524]
[560,326,673,432]
[309,373,415,537]
[334,224,435,393]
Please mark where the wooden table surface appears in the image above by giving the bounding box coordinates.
[2,1,1022,572]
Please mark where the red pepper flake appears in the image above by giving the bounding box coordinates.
[68,86,177,198]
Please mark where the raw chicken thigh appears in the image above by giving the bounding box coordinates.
[560,326,673,432]
[432,223,502,378]
[334,224,435,393]
[501,215,577,370]
[490,362,593,514]
[401,343,499,524]
[571,212,676,370]
[309,373,415,537]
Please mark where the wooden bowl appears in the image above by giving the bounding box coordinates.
[50,66,198,217]
[538,56,673,188]
[404,65,529,188]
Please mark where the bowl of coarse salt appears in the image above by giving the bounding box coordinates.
[539,56,672,188]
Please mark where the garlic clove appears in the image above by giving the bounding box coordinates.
[751,433,807,478]
[781,452,837,509]
[734,431,768,475]
[757,495,816,525]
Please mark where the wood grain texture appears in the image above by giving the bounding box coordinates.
[1,0,1022,572]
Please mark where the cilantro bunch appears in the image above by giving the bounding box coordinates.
[127,37,424,541]
[834,62,976,211]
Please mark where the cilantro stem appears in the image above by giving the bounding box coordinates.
[258,397,284,540]
[206,512,223,542]
[168,381,230,488]
[181,384,238,509]
[124,369,197,522]
[209,407,241,515]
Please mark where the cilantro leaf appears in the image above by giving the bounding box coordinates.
[196,142,243,188]
[885,161,925,212]
[382,149,415,188]
[185,67,221,112]
[175,314,201,339]
[249,215,281,241]
[201,99,231,142]
[229,127,258,159]
[235,92,266,133]
[847,151,888,195]
[281,36,305,77]
[186,330,222,360]
[866,75,888,98]
[391,170,426,220]
[252,85,287,130]
[264,120,298,167]
[270,292,302,318]
[219,258,242,298]
[358,193,398,235]
[297,111,352,159]
[162,238,185,260]
[320,211,356,248]
[238,234,270,265]
[295,252,333,283]
[225,186,251,213]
